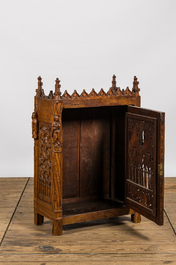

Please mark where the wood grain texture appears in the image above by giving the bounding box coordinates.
[0,177,176,265]
[32,75,165,235]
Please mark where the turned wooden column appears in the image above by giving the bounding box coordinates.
[51,78,63,235]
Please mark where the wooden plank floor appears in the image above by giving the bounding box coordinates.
[0,177,176,264]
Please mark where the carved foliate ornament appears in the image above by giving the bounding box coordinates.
[51,115,62,152]
[32,112,38,139]
[38,124,52,200]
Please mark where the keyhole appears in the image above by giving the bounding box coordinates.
[142,130,145,145]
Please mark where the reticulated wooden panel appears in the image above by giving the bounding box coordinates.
[80,107,110,198]
[125,113,157,216]
[38,122,52,204]
[62,109,80,199]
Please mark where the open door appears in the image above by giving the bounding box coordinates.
[125,106,165,225]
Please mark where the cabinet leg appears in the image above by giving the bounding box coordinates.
[52,219,63,235]
[34,210,44,225]
[131,212,141,223]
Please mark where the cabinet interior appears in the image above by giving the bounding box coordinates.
[62,105,128,216]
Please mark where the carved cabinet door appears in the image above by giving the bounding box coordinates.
[125,106,165,225]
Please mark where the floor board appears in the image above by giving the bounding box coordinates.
[0,177,176,264]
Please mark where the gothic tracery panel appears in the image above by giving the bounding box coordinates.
[126,113,157,215]
[38,123,52,202]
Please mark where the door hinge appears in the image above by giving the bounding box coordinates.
[158,164,163,176]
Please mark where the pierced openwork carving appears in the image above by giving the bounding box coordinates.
[38,124,52,200]
[127,117,156,191]
[32,111,38,139]
[127,184,154,210]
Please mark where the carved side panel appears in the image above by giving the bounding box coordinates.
[51,113,63,210]
[126,113,157,216]
[38,122,52,203]
[51,102,63,219]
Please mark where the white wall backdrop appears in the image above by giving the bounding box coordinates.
[0,0,175,177]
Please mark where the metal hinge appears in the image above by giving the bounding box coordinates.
[158,164,163,176]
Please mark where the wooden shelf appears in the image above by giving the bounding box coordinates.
[63,199,133,225]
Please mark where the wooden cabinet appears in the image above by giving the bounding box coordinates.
[32,75,165,235]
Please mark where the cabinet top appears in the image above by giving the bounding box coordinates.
[35,75,141,109]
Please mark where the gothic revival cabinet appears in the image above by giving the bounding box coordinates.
[32,75,165,235]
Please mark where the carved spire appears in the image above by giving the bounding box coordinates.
[38,76,43,90]
[112,75,116,88]
[36,76,45,97]
[54,78,61,100]
[132,76,140,95]
[108,75,117,95]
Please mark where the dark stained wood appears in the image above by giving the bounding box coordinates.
[32,75,164,235]
[125,106,165,225]
[62,109,80,199]
[79,107,110,198]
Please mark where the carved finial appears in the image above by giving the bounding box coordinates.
[112,75,116,88]
[54,78,61,100]
[108,75,117,95]
[132,76,140,95]
[38,76,43,89]
[36,76,45,97]
[36,76,42,97]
